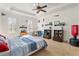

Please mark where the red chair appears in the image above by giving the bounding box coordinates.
[0,34,9,52]
[0,42,9,52]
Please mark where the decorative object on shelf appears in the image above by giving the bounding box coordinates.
[49,22,52,26]
[54,21,60,26]
[54,21,65,26]
[59,22,65,26]
[45,22,52,26]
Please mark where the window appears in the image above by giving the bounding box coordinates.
[8,16,16,33]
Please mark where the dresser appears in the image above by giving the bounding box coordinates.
[53,30,64,42]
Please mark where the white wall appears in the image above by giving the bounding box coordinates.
[37,4,79,41]
[0,10,38,37]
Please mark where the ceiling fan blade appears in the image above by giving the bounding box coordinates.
[36,10,40,13]
[41,5,47,8]
[41,10,47,12]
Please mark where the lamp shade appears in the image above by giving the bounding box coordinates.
[72,25,78,36]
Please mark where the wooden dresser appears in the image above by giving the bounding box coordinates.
[53,30,64,42]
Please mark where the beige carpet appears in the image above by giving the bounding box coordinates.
[32,39,79,56]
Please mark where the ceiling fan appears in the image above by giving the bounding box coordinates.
[32,3,47,14]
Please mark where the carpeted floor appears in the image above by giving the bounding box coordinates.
[32,39,79,56]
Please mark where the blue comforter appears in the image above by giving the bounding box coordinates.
[8,38,24,56]
[21,37,37,51]
[7,35,48,56]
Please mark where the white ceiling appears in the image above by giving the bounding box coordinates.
[0,3,78,16]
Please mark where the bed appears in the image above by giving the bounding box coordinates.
[0,35,47,56]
